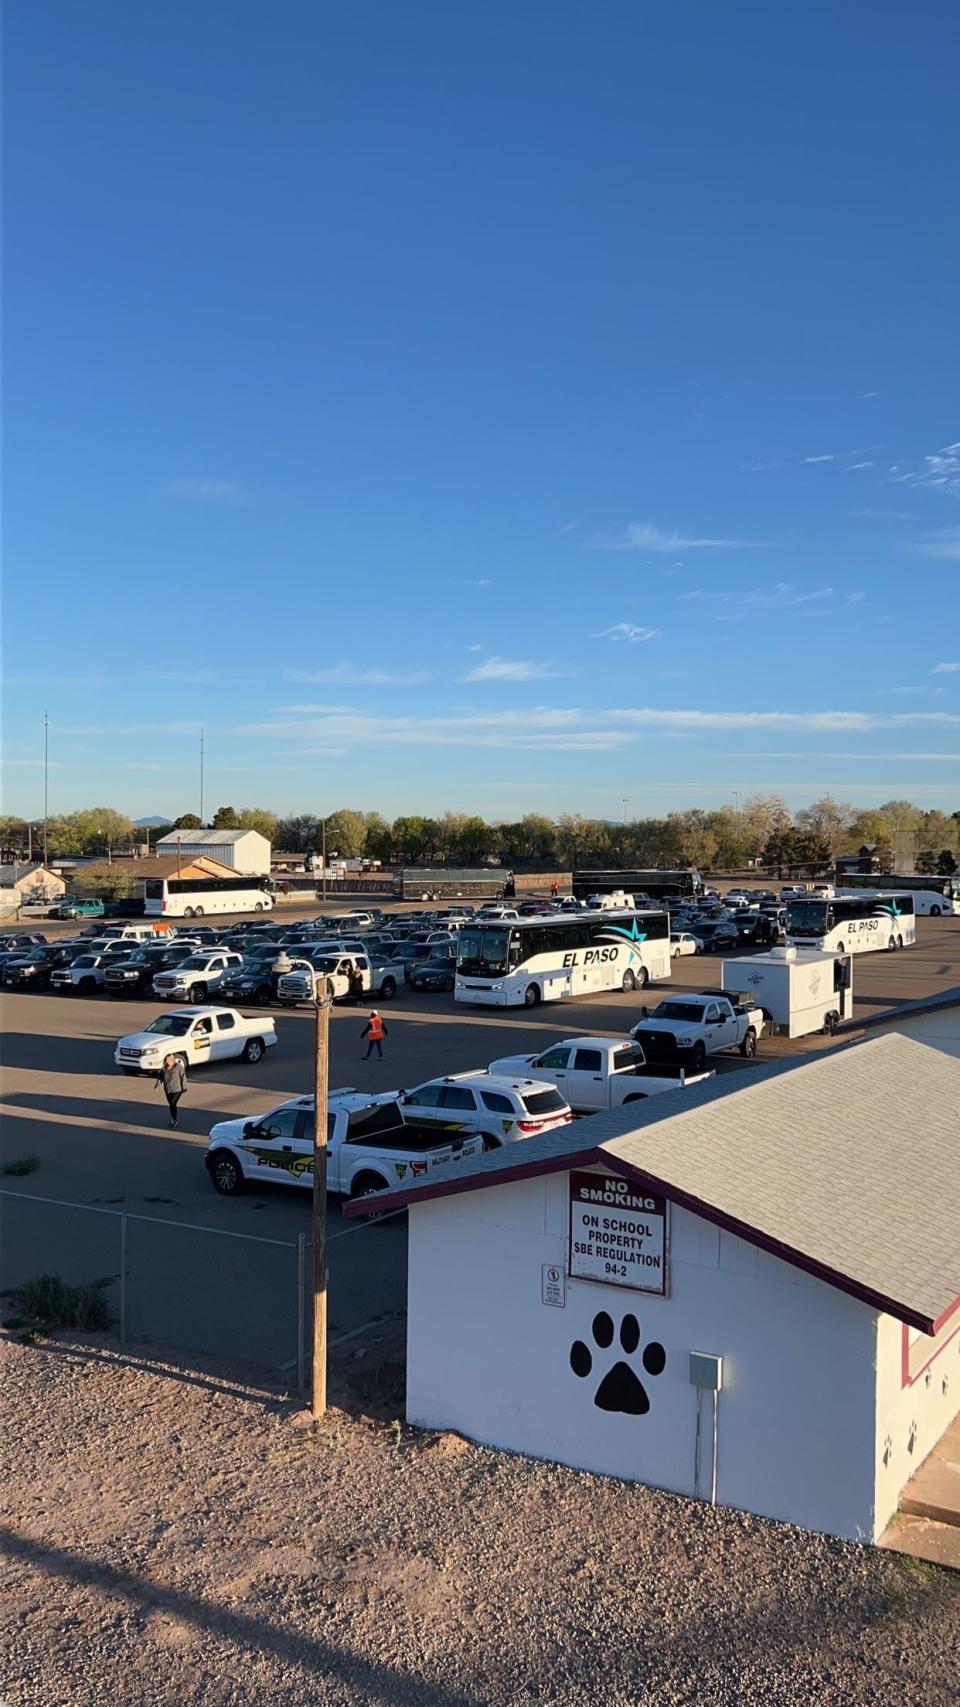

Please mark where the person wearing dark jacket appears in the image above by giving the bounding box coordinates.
[157,1053,187,1127]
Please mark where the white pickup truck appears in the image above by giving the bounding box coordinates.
[630,992,765,1071]
[276,950,400,1006]
[114,1006,278,1073]
[204,1090,485,1200]
[488,1036,715,1110]
[152,950,244,1003]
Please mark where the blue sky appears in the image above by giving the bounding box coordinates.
[3,1,958,822]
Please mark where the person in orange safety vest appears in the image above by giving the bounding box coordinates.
[361,1010,388,1060]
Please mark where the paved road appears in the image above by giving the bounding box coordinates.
[2,915,957,1373]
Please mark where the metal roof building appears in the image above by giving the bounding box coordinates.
[154,828,271,875]
[347,1036,960,1544]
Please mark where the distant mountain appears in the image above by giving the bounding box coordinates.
[134,815,173,829]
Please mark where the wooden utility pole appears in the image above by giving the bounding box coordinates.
[312,974,330,1418]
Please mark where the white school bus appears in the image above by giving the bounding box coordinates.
[455,909,671,1006]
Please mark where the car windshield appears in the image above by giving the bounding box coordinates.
[73,956,96,968]
[786,901,828,934]
[521,1088,567,1115]
[146,1015,194,1036]
[457,926,511,979]
[649,1001,708,1021]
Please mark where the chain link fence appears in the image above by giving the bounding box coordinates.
[0,1190,306,1388]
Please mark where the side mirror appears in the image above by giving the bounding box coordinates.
[243,1122,254,1138]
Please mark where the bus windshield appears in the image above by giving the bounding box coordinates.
[786,901,828,934]
[457,926,510,978]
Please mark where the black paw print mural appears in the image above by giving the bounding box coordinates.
[570,1311,666,1415]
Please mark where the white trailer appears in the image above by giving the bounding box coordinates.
[721,946,852,1039]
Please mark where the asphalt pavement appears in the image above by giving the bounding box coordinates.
[1,913,957,1379]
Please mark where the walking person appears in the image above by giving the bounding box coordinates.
[361,1010,387,1060]
[156,1053,187,1127]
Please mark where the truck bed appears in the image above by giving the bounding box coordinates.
[344,1099,478,1154]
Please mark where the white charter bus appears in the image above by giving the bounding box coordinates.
[144,875,274,919]
[455,909,671,1006]
[834,871,960,917]
[785,891,915,956]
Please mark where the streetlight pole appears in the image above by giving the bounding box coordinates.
[312,975,331,1418]
[199,728,205,825]
[42,710,49,868]
[321,817,327,903]
[622,796,629,824]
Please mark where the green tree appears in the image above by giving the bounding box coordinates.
[705,808,751,869]
[211,806,240,829]
[937,848,958,875]
[322,809,367,860]
[276,815,318,853]
[795,796,855,856]
[172,813,202,831]
[362,812,393,863]
[455,815,496,863]
[237,807,278,842]
[391,816,433,862]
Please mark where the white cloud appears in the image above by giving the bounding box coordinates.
[912,527,960,561]
[846,592,865,605]
[889,443,960,497]
[592,624,660,644]
[0,756,64,768]
[449,578,493,588]
[589,523,751,553]
[803,454,834,464]
[742,583,834,608]
[163,479,241,500]
[459,657,563,683]
[284,664,432,686]
[847,461,874,471]
[932,661,960,674]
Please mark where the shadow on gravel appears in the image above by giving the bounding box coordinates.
[0,1525,477,1707]
[2,1090,241,1135]
[3,1336,291,1406]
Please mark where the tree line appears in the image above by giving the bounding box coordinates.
[2,795,957,875]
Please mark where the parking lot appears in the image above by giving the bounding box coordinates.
[2,906,957,1379]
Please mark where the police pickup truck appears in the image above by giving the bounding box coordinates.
[488,1035,714,1111]
[204,1089,484,1201]
[629,992,764,1071]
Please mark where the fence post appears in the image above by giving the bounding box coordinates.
[119,1214,128,1350]
[296,1232,306,1398]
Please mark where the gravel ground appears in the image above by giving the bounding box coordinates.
[1,1331,958,1707]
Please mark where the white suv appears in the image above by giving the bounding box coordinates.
[152,951,243,1003]
[398,1070,572,1148]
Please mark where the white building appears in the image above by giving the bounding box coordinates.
[346,1035,960,1546]
[856,987,960,1061]
[154,828,270,876]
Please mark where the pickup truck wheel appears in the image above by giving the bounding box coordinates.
[740,1028,758,1058]
[523,984,541,1007]
[621,969,636,992]
[243,1037,266,1064]
[443,976,455,992]
[210,1152,244,1195]
[692,1043,707,1072]
[350,1174,390,1220]
[176,1053,189,1074]
[190,983,208,1004]
[254,985,272,1005]
[380,976,397,998]
[79,977,96,995]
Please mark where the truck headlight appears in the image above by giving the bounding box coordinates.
[678,1036,693,1047]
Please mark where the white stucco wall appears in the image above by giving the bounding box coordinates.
[871,1005,960,1061]
[874,1307,960,1534]
[406,1167,883,1542]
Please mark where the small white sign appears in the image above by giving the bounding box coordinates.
[541,1262,566,1308]
[569,1170,667,1293]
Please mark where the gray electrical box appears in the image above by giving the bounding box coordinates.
[689,1351,723,1391]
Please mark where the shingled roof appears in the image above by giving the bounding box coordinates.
[344,1034,960,1335]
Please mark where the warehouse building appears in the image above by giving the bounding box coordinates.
[346,1035,960,1546]
[154,827,270,875]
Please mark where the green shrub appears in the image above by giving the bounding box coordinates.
[12,1272,114,1331]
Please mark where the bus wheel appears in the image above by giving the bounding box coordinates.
[524,984,541,1007]
[635,967,649,989]
[887,936,896,952]
[183,907,195,918]
[621,969,636,992]
[194,906,204,917]
[896,934,903,950]
[255,902,264,912]
[930,905,941,917]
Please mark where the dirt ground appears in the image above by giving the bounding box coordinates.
[2,1331,958,1707]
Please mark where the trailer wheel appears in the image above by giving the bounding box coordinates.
[740,1028,758,1058]
[822,1011,839,1035]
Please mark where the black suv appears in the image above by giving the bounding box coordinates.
[103,943,198,997]
[2,941,87,990]
[733,911,776,947]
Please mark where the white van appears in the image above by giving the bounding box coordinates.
[587,891,635,911]
[100,924,161,944]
